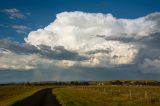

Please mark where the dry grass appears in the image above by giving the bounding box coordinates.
[53,85,160,106]
[0,85,51,106]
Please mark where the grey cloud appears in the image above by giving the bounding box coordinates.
[0,70,33,83]
[1,64,159,83]
[134,48,160,63]
[97,35,137,43]
[95,32,159,45]
[133,46,160,74]
[70,65,160,80]
[0,39,39,54]
[86,49,112,54]
[0,39,87,61]
[141,32,160,49]
[139,58,160,74]
[123,34,160,67]
[38,45,87,61]
[145,12,160,28]
[132,32,160,64]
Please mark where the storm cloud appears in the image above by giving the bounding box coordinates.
[0,11,160,81]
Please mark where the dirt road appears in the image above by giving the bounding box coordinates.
[12,88,61,106]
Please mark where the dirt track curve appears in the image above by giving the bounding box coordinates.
[12,88,61,106]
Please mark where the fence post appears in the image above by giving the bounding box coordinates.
[104,88,106,93]
[145,90,147,98]
[111,88,113,95]
[129,90,132,98]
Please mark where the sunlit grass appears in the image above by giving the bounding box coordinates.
[53,85,160,106]
[0,85,50,106]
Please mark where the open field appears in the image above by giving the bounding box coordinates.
[0,81,160,106]
[12,88,61,106]
[54,85,160,106]
[0,85,55,106]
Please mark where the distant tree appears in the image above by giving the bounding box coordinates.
[111,80,123,85]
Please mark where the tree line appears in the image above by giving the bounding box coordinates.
[0,80,160,86]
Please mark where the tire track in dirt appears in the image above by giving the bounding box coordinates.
[12,88,61,106]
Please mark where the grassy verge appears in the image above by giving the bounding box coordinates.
[0,85,48,106]
[53,86,160,106]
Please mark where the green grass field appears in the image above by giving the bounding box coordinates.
[53,85,160,106]
[0,85,50,106]
[0,84,160,106]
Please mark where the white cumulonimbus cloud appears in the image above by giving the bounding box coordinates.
[25,11,160,67]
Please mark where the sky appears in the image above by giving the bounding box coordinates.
[0,0,160,83]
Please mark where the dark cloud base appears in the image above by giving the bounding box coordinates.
[0,70,33,84]
[0,39,87,61]
[0,67,160,84]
